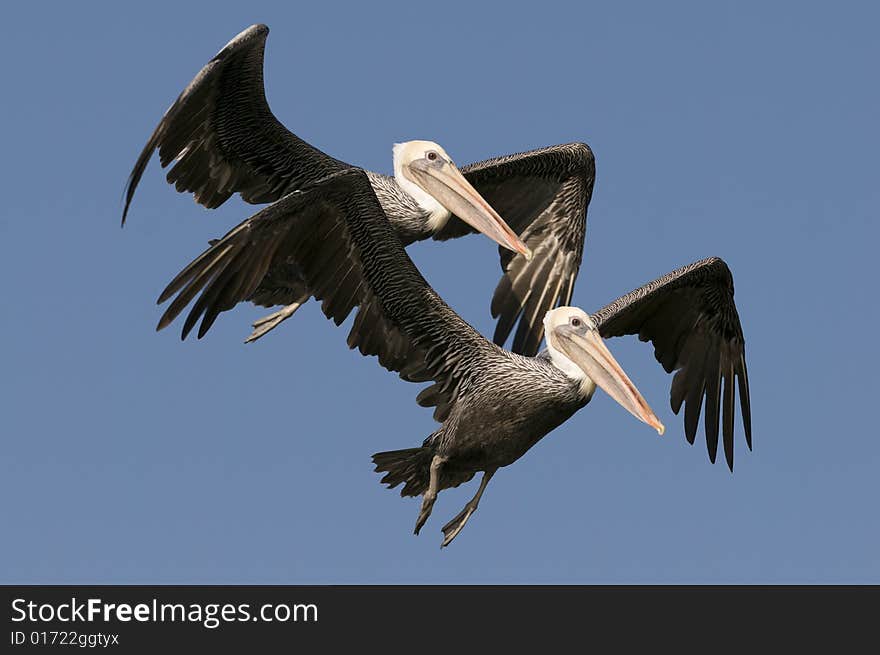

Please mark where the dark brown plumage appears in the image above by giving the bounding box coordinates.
[123,24,348,224]
[441,145,594,356]
[591,257,751,470]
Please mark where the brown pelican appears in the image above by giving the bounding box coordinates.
[124,24,593,352]
[155,168,752,547]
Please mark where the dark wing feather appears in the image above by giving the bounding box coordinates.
[591,257,751,471]
[123,24,349,224]
[156,168,495,422]
[433,143,595,356]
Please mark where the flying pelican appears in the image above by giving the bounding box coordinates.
[155,168,752,547]
[124,24,593,352]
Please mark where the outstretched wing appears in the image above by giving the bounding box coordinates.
[156,168,498,422]
[591,257,752,471]
[434,143,595,356]
[123,24,349,224]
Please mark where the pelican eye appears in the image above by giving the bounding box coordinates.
[570,316,583,328]
[426,151,439,162]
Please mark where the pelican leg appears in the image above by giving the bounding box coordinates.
[244,301,304,343]
[440,469,496,548]
[414,454,446,536]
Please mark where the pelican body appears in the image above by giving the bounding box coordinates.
[125,24,594,351]
[155,168,751,547]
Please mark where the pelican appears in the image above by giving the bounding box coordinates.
[155,168,752,547]
[124,24,593,352]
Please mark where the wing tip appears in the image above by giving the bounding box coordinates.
[568,141,596,170]
[219,24,270,58]
[155,309,175,334]
[723,446,735,472]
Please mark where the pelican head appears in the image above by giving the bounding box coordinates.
[543,306,665,435]
[393,140,532,259]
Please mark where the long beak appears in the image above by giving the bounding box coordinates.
[408,160,532,260]
[554,326,665,435]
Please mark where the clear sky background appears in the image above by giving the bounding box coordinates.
[2,1,877,583]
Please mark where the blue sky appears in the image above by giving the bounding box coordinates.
[1,1,877,583]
